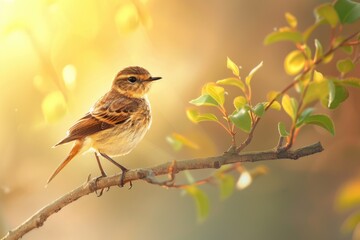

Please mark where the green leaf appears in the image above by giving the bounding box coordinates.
[303,79,329,106]
[216,77,245,92]
[303,114,335,135]
[314,39,323,61]
[189,94,218,107]
[327,79,336,108]
[284,50,306,75]
[245,61,263,87]
[282,94,298,123]
[296,108,314,127]
[314,3,339,27]
[285,12,297,28]
[339,77,360,88]
[233,96,247,110]
[253,103,265,117]
[229,108,252,133]
[203,83,225,106]
[266,91,282,110]
[341,45,354,54]
[334,0,360,24]
[186,109,218,123]
[336,58,355,74]
[267,101,282,111]
[278,122,290,137]
[264,30,303,45]
[327,84,349,109]
[217,174,235,200]
[227,57,240,77]
[185,186,210,222]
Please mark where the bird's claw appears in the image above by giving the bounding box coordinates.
[95,174,110,197]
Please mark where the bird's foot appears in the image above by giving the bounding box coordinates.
[95,173,110,197]
[119,167,132,189]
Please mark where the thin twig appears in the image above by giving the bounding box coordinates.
[1,142,323,240]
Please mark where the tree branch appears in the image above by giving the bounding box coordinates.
[1,142,323,240]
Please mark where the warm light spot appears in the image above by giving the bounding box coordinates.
[115,3,139,34]
[41,90,67,123]
[62,64,77,90]
[236,171,252,190]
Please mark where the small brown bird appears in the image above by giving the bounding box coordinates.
[47,66,161,189]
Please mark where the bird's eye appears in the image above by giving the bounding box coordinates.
[127,76,137,83]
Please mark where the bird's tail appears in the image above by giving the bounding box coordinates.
[47,140,83,185]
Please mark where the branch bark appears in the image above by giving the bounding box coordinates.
[1,142,323,240]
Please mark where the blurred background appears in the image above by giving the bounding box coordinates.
[1,0,360,239]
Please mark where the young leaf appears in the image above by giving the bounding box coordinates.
[303,79,329,106]
[264,30,303,45]
[253,103,265,117]
[229,108,252,133]
[233,96,247,110]
[216,77,245,92]
[285,12,297,28]
[282,94,298,123]
[186,109,218,123]
[327,79,336,108]
[336,58,355,74]
[327,85,349,109]
[314,39,323,61]
[278,122,290,137]
[217,174,235,200]
[203,83,225,106]
[303,114,335,135]
[314,3,339,27]
[341,45,354,54]
[245,61,263,87]
[334,0,360,24]
[189,94,218,107]
[266,91,282,110]
[284,50,306,75]
[296,107,314,127]
[185,185,210,222]
[340,77,360,88]
[227,57,240,77]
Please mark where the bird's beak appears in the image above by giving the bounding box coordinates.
[147,76,162,81]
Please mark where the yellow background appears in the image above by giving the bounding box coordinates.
[0,0,360,239]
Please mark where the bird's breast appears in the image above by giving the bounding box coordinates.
[90,99,152,156]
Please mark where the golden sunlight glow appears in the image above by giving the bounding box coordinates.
[115,3,140,34]
[41,90,67,123]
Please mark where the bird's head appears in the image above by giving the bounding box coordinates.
[112,66,161,98]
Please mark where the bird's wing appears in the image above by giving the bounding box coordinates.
[54,94,139,146]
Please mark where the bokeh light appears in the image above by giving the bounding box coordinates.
[0,0,359,239]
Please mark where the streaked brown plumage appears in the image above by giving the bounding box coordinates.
[47,66,161,188]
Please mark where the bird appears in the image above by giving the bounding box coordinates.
[47,66,161,192]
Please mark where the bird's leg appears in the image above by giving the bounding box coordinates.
[94,152,109,197]
[99,153,132,189]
